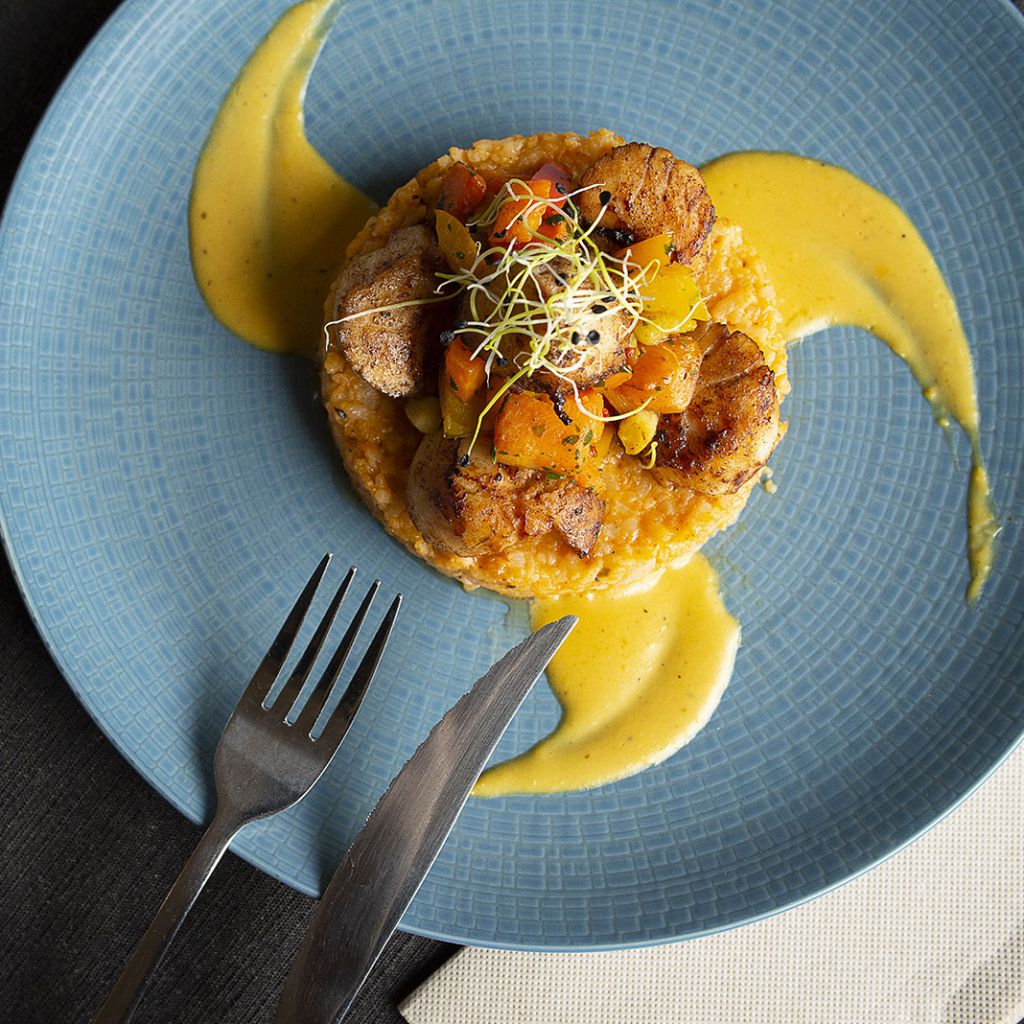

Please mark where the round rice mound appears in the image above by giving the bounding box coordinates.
[321,130,787,598]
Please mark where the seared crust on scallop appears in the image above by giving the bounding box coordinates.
[407,433,605,557]
[578,143,716,265]
[327,225,450,397]
[655,321,780,494]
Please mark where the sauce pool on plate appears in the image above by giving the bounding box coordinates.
[189,0,375,358]
[474,556,739,796]
[188,1,996,797]
[703,152,998,604]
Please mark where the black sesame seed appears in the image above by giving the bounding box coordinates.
[595,226,635,248]
[570,331,580,345]
[550,392,573,426]
[592,304,607,314]
[586,330,600,345]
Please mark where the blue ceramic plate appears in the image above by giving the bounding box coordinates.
[1,0,1022,950]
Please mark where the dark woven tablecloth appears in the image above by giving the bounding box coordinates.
[0,549,456,1024]
[0,1,456,1021]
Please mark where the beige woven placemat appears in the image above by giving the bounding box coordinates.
[402,742,1023,1024]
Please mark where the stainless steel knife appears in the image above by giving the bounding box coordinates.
[273,615,577,1024]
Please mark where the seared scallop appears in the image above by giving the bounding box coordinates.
[578,143,716,265]
[407,432,605,556]
[326,225,451,397]
[654,320,780,494]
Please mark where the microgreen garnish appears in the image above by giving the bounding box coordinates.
[323,172,711,453]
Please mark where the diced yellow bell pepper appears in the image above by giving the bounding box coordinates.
[633,262,710,346]
[617,232,675,272]
[618,409,660,456]
[440,383,484,438]
[435,209,479,273]
[591,419,615,462]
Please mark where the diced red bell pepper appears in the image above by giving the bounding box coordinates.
[438,162,489,223]
[530,161,573,197]
[489,175,571,249]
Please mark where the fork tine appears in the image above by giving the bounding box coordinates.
[269,566,357,719]
[242,553,332,707]
[315,593,402,747]
[294,580,380,735]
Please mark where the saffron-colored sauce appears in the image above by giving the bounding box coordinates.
[189,0,375,358]
[703,152,997,603]
[475,556,739,797]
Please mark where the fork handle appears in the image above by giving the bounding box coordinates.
[91,807,245,1024]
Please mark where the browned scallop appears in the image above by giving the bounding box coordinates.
[326,225,452,397]
[654,321,780,494]
[407,433,605,556]
[459,257,632,388]
[578,143,716,265]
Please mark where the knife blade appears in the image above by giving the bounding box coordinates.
[274,615,577,1024]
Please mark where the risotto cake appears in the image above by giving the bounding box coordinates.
[321,130,787,597]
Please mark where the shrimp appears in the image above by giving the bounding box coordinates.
[654,321,780,494]
[578,143,716,265]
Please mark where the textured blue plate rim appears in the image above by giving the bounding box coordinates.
[1,0,1022,953]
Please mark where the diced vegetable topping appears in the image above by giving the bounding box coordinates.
[494,389,604,475]
[405,396,443,434]
[438,162,489,223]
[488,169,571,250]
[617,409,659,456]
[435,210,479,273]
[604,341,698,415]
[444,337,487,402]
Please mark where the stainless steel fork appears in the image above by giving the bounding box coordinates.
[92,553,401,1024]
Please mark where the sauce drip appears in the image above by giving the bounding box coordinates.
[189,0,376,357]
[703,152,998,603]
[474,557,739,797]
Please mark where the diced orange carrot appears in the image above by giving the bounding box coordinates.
[600,369,634,392]
[444,338,486,402]
[489,178,566,249]
[493,389,603,474]
[604,342,699,415]
[576,388,605,443]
